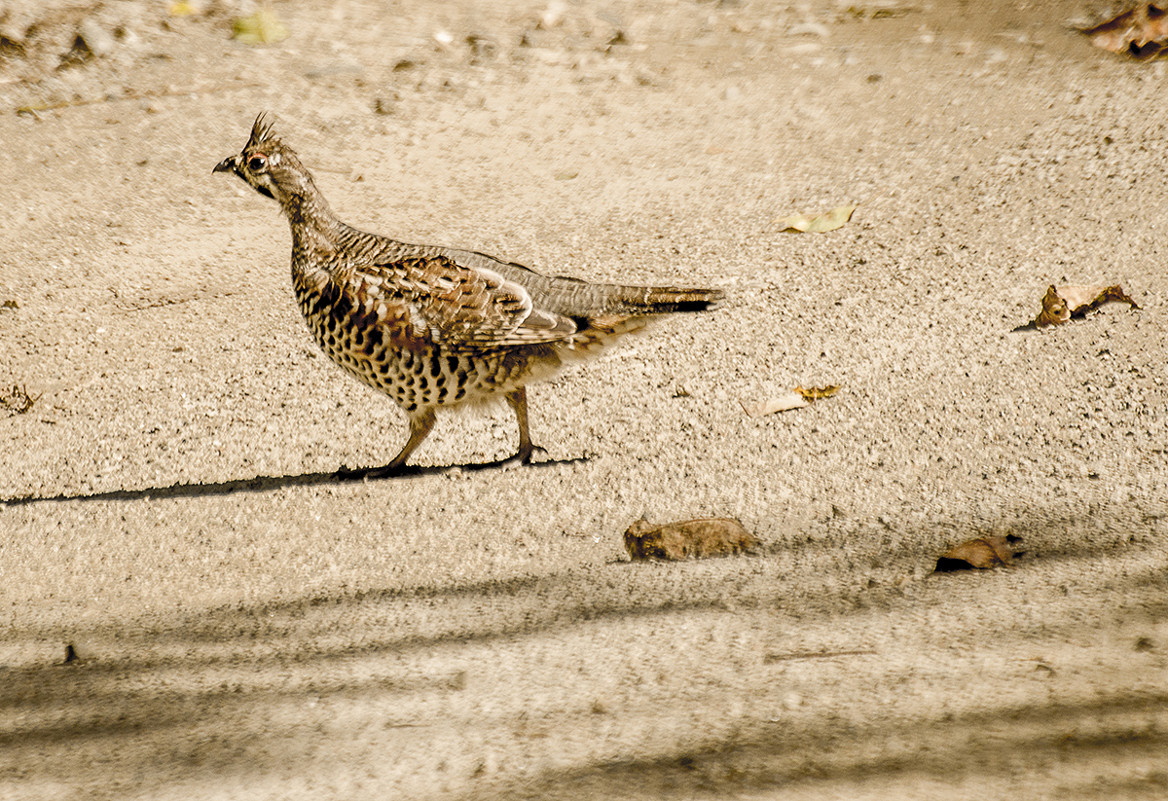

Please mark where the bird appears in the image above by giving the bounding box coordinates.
[213,113,724,476]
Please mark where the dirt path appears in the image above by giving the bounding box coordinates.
[2,1,1166,799]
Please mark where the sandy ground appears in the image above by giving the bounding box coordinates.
[2,0,1167,798]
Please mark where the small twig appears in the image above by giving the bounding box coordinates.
[764,649,876,663]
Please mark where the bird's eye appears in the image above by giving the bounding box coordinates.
[247,154,268,172]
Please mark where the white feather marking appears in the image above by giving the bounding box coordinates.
[479,268,505,289]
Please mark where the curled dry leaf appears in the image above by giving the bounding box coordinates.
[624,518,759,561]
[1,383,41,415]
[1030,284,1139,328]
[777,205,856,233]
[934,534,1024,572]
[1080,3,1168,59]
[232,8,289,45]
[741,384,839,417]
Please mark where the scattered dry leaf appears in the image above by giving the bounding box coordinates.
[232,8,288,45]
[742,384,839,417]
[777,205,856,233]
[624,518,759,561]
[1,383,41,415]
[794,385,840,402]
[1030,284,1139,328]
[1080,4,1168,59]
[934,534,1023,572]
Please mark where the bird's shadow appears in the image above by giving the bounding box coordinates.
[1,454,589,507]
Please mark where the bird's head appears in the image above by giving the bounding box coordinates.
[213,113,308,206]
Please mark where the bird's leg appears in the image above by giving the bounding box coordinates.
[505,387,541,464]
[341,407,435,479]
[390,407,438,468]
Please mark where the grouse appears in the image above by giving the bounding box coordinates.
[214,113,724,475]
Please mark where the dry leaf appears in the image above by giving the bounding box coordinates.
[1,383,41,415]
[794,384,840,401]
[233,8,288,45]
[742,384,839,417]
[624,518,759,561]
[934,534,1024,572]
[777,205,856,233]
[741,390,807,416]
[1080,4,1168,59]
[1031,284,1140,328]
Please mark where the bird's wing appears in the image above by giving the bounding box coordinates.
[349,254,578,352]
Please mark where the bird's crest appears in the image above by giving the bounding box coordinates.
[247,112,277,148]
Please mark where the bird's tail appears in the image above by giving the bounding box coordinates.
[607,285,726,315]
[556,284,724,358]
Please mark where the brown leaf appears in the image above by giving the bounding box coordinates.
[1080,4,1168,59]
[1063,284,1140,316]
[624,518,759,561]
[1031,284,1139,328]
[934,534,1024,572]
[1,383,41,415]
[794,384,840,401]
[1034,284,1070,327]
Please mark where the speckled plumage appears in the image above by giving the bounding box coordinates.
[215,113,724,473]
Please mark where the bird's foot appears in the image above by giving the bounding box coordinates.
[463,444,548,472]
[336,462,419,481]
[513,443,548,466]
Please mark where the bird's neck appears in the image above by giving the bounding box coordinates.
[281,172,338,230]
[282,175,347,269]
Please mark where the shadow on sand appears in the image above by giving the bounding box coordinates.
[1,453,589,506]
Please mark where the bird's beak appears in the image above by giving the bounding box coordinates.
[212,155,239,175]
